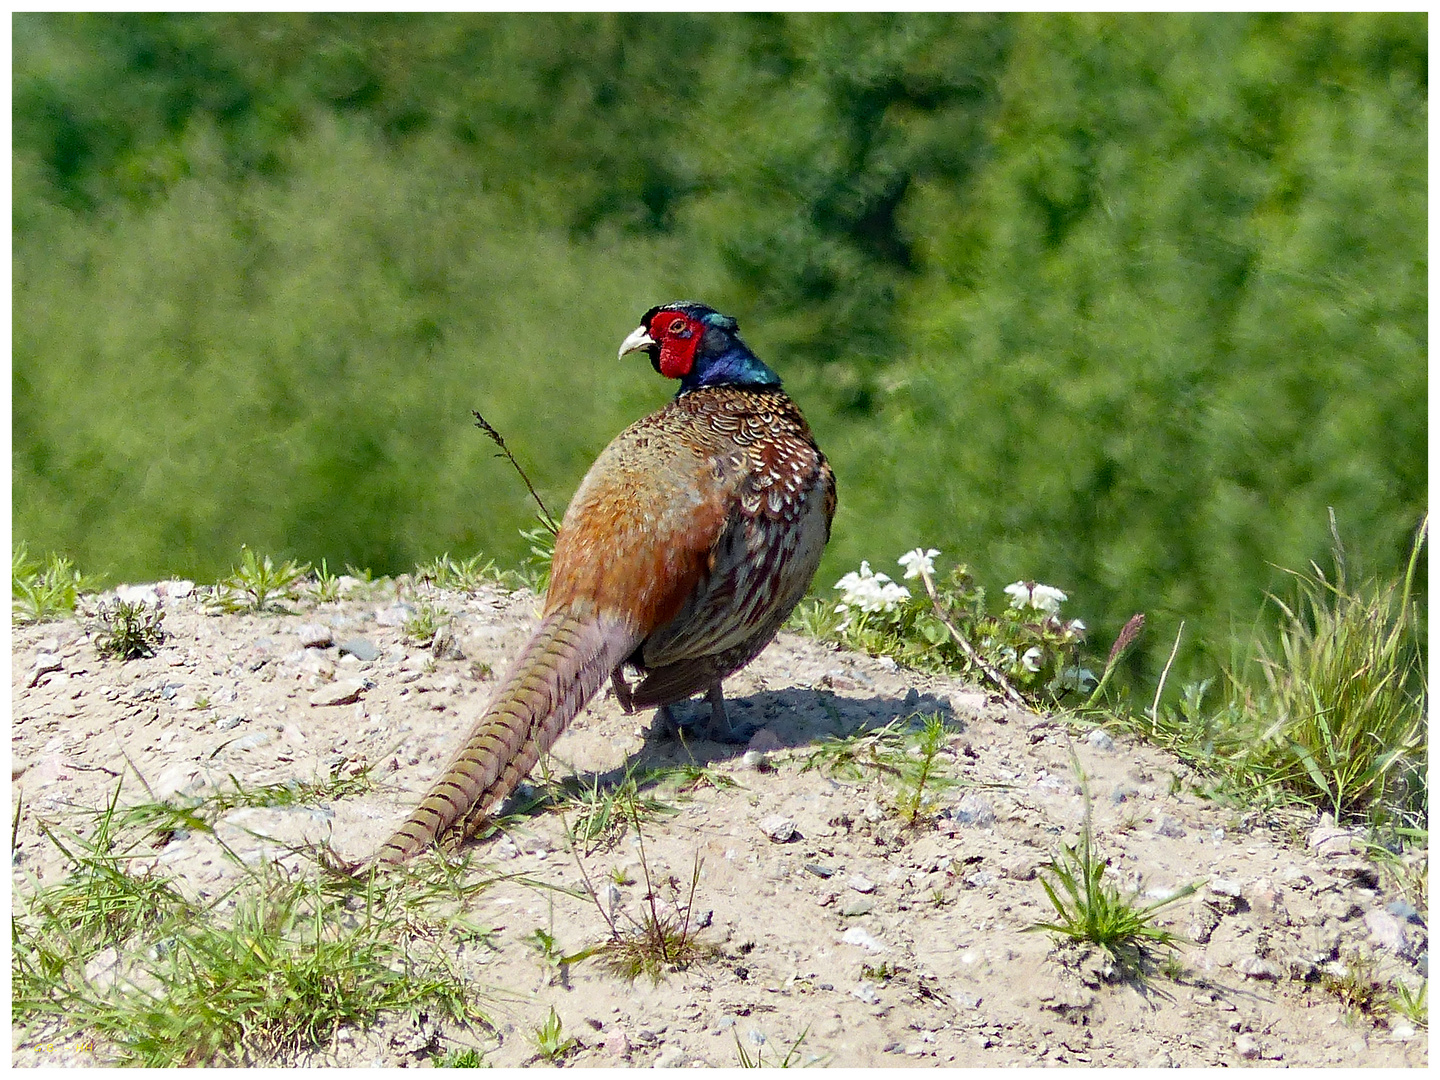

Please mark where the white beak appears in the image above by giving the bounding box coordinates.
[618,325,657,360]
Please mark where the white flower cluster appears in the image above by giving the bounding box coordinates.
[1004,580,1069,615]
[834,560,911,628]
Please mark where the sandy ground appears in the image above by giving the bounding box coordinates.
[11,578,1429,1067]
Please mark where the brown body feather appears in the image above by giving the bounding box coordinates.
[375,375,834,864]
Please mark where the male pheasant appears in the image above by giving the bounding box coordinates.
[374,302,836,863]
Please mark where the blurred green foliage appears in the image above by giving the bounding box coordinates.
[13,13,1426,689]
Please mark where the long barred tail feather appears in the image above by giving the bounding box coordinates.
[373,609,637,864]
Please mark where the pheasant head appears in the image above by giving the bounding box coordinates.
[619,302,781,391]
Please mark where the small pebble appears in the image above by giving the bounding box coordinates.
[374,603,414,627]
[1155,815,1186,838]
[759,815,797,843]
[952,793,996,826]
[296,623,334,649]
[310,678,367,707]
[338,637,380,662]
[847,873,876,893]
[1085,728,1115,752]
[841,927,885,952]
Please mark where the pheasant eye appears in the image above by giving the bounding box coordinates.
[667,317,688,334]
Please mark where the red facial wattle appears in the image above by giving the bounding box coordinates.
[655,316,702,378]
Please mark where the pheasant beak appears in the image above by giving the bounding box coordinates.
[618,324,657,360]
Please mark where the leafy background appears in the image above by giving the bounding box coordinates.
[12,13,1427,690]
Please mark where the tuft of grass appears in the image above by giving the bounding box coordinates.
[532,1007,576,1062]
[558,787,715,984]
[1223,513,1427,822]
[543,766,677,855]
[1027,763,1200,974]
[404,602,446,645]
[1321,947,1386,1017]
[310,559,343,603]
[90,598,166,660]
[14,781,491,1066]
[434,1045,486,1067]
[801,716,910,782]
[894,713,961,826]
[516,525,556,595]
[207,546,311,614]
[735,1025,812,1068]
[415,552,501,594]
[801,713,964,827]
[1389,979,1427,1028]
[13,543,102,623]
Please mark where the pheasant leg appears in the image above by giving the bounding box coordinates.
[610,665,635,713]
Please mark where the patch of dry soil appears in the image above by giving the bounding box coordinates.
[12,580,1428,1067]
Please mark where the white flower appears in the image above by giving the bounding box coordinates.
[1004,581,1068,615]
[897,547,940,580]
[1021,646,1044,672]
[834,561,911,621]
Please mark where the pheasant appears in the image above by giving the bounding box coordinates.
[374,302,836,863]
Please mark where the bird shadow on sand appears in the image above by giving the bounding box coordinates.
[510,686,962,807]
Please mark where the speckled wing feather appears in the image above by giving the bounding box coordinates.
[629,388,835,704]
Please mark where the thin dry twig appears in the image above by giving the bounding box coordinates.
[917,566,1027,709]
[472,410,559,535]
[1149,621,1185,735]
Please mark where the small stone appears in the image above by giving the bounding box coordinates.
[115,583,161,606]
[28,653,62,687]
[296,622,334,648]
[1110,784,1138,805]
[310,678,367,707]
[1155,815,1186,838]
[1085,729,1115,752]
[160,579,195,599]
[213,715,245,731]
[338,637,380,662]
[84,946,123,990]
[862,800,885,823]
[432,625,465,660]
[1003,855,1041,881]
[1391,1023,1416,1041]
[1237,956,1282,980]
[1209,877,1244,899]
[759,815,798,843]
[233,731,273,751]
[948,690,988,714]
[952,793,995,827]
[851,982,880,1004]
[1308,823,1359,857]
[1234,1033,1260,1060]
[374,603,414,627]
[741,750,769,770]
[654,1046,687,1068]
[847,873,877,893]
[841,927,885,952]
[1364,908,1409,954]
[840,897,875,917]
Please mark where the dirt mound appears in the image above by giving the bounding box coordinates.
[12,581,1428,1066]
